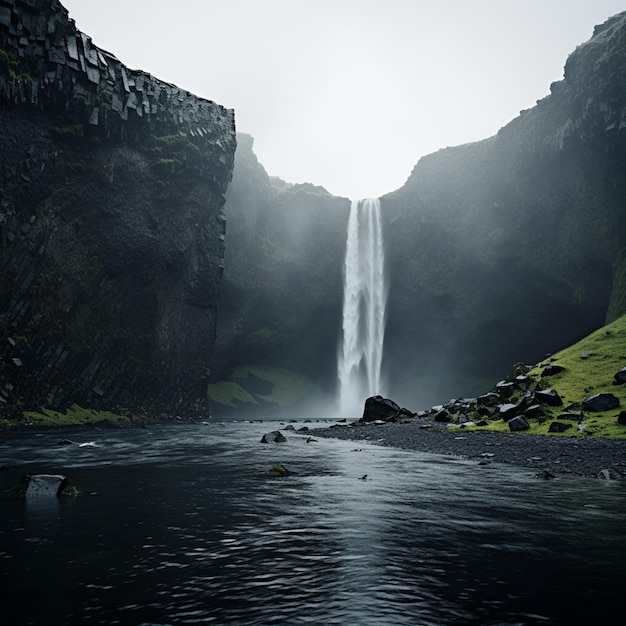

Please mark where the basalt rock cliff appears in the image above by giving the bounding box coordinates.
[0,0,236,418]
[380,12,626,408]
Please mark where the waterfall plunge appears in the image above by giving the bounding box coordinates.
[337,198,387,417]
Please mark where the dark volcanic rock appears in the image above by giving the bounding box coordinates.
[535,389,563,406]
[618,411,626,426]
[614,368,626,385]
[508,416,530,432]
[542,365,566,377]
[583,393,620,412]
[379,12,626,408]
[524,404,545,419]
[548,421,573,433]
[499,403,519,421]
[361,396,401,422]
[0,1,236,417]
[433,409,452,423]
[261,431,287,444]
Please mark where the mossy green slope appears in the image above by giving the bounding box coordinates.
[466,314,626,438]
[207,365,313,414]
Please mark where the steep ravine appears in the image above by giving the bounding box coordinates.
[0,0,236,420]
[215,12,626,415]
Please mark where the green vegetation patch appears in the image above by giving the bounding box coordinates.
[527,314,626,410]
[206,381,258,408]
[462,314,626,439]
[229,365,313,407]
[23,404,131,427]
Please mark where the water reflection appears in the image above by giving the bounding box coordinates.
[0,421,625,625]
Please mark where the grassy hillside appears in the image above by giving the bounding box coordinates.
[465,314,626,438]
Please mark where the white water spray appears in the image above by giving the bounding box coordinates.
[337,198,387,416]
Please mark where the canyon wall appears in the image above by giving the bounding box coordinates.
[210,134,348,415]
[0,0,236,418]
[216,12,626,414]
[380,12,626,407]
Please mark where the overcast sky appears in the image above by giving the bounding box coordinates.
[62,1,625,199]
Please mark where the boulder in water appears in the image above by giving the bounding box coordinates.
[360,396,400,422]
[260,430,287,443]
[269,464,294,477]
[8,474,71,498]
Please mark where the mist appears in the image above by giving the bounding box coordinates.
[61,0,626,200]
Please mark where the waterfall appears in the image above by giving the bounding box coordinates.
[337,198,387,416]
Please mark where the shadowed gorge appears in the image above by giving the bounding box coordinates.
[2,4,626,625]
[212,12,626,415]
[3,3,626,421]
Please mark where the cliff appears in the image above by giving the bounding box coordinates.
[380,12,626,408]
[214,12,626,415]
[210,134,349,415]
[0,0,236,419]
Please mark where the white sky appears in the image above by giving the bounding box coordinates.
[62,1,626,199]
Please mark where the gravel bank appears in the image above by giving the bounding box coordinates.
[311,421,626,479]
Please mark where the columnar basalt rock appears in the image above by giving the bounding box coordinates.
[0,0,236,418]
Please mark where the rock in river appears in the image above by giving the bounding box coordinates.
[261,431,287,443]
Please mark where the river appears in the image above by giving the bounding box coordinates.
[1,420,624,625]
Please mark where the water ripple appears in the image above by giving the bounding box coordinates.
[1,421,625,625]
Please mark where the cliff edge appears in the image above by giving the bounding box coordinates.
[0,0,236,419]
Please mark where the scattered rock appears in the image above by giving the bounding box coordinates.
[535,389,563,406]
[614,368,626,385]
[548,421,573,433]
[476,392,500,407]
[582,393,620,412]
[499,403,519,421]
[494,381,515,398]
[433,409,452,423]
[261,431,287,443]
[617,411,626,426]
[269,464,293,477]
[542,365,565,377]
[508,416,530,432]
[524,404,545,419]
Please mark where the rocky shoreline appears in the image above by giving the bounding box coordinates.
[312,421,626,479]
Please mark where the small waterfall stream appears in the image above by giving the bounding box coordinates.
[337,198,387,416]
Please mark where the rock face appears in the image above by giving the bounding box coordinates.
[0,1,236,417]
[379,12,626,408]
[209,134,349,414]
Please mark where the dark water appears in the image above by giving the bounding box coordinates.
[1,421,625,626]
